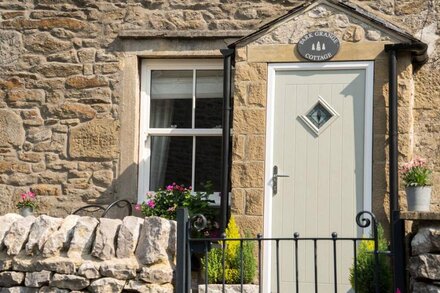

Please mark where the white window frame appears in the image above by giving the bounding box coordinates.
[138,59,223,203]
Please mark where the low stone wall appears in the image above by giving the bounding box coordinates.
[409,223,440,292]
[0,213,176,292]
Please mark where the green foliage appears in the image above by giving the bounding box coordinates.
[401,157,432,187]
[202,216,257,284]
[138,183,214,220]
[349,225,391,293]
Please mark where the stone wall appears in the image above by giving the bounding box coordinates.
[0,213,175,292]
[409,222,440,292]
[0,0,439,226]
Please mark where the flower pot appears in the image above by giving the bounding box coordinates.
[20,206,34,217]
[406,186,431,211]
[198,284,259,293]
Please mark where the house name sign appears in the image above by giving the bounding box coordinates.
[297,31,340,61]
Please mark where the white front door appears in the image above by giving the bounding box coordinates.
[264,62,373,293]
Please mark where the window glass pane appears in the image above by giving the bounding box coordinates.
[195,70,223,128]
[195,137,222,192]
[149,136,192,191]
[150,70,192,128]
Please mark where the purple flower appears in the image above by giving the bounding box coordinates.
[147,200,155,208]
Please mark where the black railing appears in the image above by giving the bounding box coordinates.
[176,208,384,293]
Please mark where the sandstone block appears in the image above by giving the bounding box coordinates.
[38,171,67,185]
[47,50,78,63]
[92,218,121,260]
[99,259,138,280]
[116,216,143,258]
[0,18,92,32]
[0,271,25,286]
[342,25,365,42]
[231,162,264,188]
[0,109,25,147]
[7,89,45,105]
[36,258,75,274]
[50,274,89,291]
[234,63,267,82]
[5,174,38,186]
[77,48,96,63]
[25,215,62,255]
[78,261,100,279]
[140,264,174,284]
[18,152,43,163]
[69,118,119,159]
[27,128,52,143]
[30,185,61,197]
[135,217,175,265]
[88,278,125,293]
[46,103,96,120]
[0,162,31,174]
[24,270,51,287]
[67,216,99,259]
[42,214,79,257]
[92,170,113,186]
[4,216,36,256]
[233,109,265,135]
[24,32,72,54]
[245,189,264,216]
[0,31,22,66]
[409,254,440,280]
[67,87,112,104]
[37,63,83,78]
[65,75,108,89]
[94,63,120,74]
[20,109,44,126]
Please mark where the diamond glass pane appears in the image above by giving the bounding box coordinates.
[306,102,333,129]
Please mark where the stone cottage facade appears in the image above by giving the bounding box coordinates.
[0,0,439,240]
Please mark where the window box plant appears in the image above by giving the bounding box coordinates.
[199,216,258,293]
[401,156,432,211]
[16,191,38,217]
[136,183,219,238]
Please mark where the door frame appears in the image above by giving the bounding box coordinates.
[263,61,374,292]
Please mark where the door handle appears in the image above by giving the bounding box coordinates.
[273,165,289,195]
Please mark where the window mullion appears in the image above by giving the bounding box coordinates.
[192,136,196,190]
[191,69,196,189]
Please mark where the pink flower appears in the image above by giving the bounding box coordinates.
[21,194,26,200]
[167,206,176,212]
[28,192,36,199]
[134,204,141,211]
[166,185,173,191]
[147,200,155,208]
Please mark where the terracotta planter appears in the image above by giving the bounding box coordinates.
[20,206,34,217]
[198,284,259,293]
[406,186,432,211]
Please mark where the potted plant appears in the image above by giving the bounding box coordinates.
[16,191,38,217]
[199,216,258,293]
[401,156,432,211]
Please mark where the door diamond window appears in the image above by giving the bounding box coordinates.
[299,96,339,136]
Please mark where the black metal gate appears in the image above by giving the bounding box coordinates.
[176,208,387,293]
